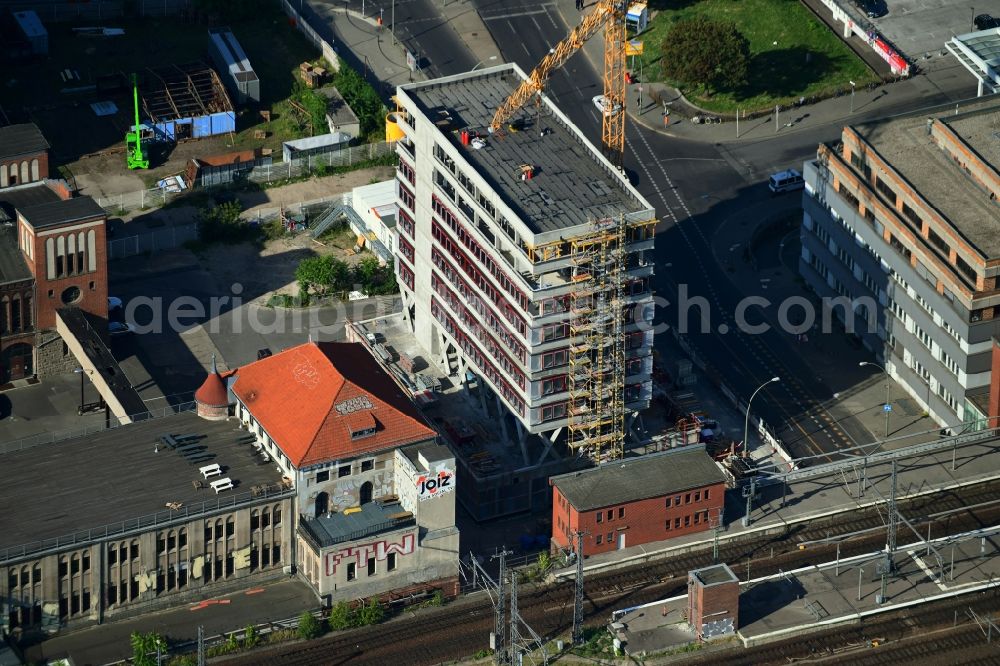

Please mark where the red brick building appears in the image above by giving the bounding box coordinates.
[550,448,726,557]
[0,180,108,382]
[688,564,739,640]
[0,123,49,189]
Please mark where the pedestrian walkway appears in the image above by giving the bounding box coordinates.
[23,580,318,666]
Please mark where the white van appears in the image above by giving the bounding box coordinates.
[768,169,805,194]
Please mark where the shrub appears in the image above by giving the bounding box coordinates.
[243,624,260,649]
[357,598,385,626]
[328,600,356,631]
[297,611,323,640]
[130,631,168,666]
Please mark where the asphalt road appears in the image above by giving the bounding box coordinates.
[352,0,973,458]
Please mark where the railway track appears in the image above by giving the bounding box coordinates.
[224,478,1000,665]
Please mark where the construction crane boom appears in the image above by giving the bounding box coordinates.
[489,0,627,166]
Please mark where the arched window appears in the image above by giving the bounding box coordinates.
[45,238,55,279]
[272,504,281,526]
[314,493,328,518]
[30,158,39,181]
[19,161,28,184]
[0,296,8,333]
[250,509,260,531]
[66,234,76,275]
[23,293,32,329]
[214,519,223,541]
[360,481,373,505]
[87,230,96,272]
[77,231,85,273]
[225,516,235,539]
[55,235,65,277]
[10,295,19,332]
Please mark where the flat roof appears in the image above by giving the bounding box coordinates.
[208,27,258,80]
[551,447,726,511]
[691,563,738,586]
[299,498,415,548]
[0,123,49,161]
[399,66,653,236]
[0,411,286,553]
[852,97,1000,257]
[19,196,105,230]
[56,307,150,417]
[0,225,30,285]
[0,181,61,219]
[318,87,360,127]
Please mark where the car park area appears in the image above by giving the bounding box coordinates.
[858,0,1000,69]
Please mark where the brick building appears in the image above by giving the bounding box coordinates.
[549,448,726,557]
[0,180,108,382]
[229,340,461,604]
[0,124,49,189]
[687,564,739,640]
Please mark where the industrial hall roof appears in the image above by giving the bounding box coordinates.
[0,123,49,160]
[230,341,437,468]
[551,447,726,512]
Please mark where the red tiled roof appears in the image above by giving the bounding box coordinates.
[194,369,228,407]
[230,341,436,467]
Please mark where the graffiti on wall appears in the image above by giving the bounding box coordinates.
[324,532,416,577]
[417,468,454,501]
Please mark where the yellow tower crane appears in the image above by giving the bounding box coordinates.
[489,0,628,167]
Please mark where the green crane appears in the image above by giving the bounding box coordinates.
[126,73,149,170]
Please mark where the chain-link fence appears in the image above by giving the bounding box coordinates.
[6,0,191,21]
[93,141,395,217]
[108,223,199,259]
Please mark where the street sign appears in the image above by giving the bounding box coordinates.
[883,404,892,413]
[625,40,644,56]
[406,50,417,72]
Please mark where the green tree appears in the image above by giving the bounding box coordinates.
[197,200,245,243]
[297,611,323,640]
[357,598,385,626]
[661,17,750,92]
[130,631,168,666]
[292,83,329,137]
[331,58,388,140]
[328,600,356,631]
[353,254,381,288]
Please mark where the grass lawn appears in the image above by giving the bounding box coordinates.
[634,0,878,113]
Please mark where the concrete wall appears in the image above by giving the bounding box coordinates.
[0,497,294,634]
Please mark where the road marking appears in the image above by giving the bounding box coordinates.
[482,5,556,21]
[907,550,947,591]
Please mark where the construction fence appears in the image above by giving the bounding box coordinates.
[107,223,199,259]
[93,141,395,217]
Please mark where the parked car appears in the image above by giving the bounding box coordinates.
[592,95,622,116]
[974,14,1000,30]
[108,321,136,337]
[768,169,805,194]
[857,0,887,18]
[108,296,123,311]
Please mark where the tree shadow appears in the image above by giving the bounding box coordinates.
[740,47,834,99]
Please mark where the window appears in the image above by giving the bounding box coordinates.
[541,403,566,421]
[684,515,691,527]
[347,562,356,581]
[226,518,235,539]
[367,557,376,576]
[685,493,691,504]
[704,489,710,500]
[59,559,67,578]
[541,350,568,369]
[596,511,603,523]
[694,491,701,502]
[108,546,117,566]
[167,533,176,551]
[131,541,139,560]
[674,495,681,506]
[606,532,613,543]
[316,470,329,483]
[674,517,681,528]
[694,512,701,524]
[339,465,351,478]
[251,510,260,531]
[361,460,374,472]
[596,534,603,545]
[542,376,566,395]
[387,553,397,571]
[618,507,625,519]
[665,521,671,531]
[607,510,613,521]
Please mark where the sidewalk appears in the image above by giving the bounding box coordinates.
[553,3,963,146]
[705,192,936,449]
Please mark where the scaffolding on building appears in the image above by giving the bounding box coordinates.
[567,214,655,462]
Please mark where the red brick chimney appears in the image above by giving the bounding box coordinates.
[989,339,1000,428]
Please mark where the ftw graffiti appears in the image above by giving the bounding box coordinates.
[417,469,454,500]
[324,532,415,577]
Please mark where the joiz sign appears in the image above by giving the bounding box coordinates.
[417,468,455,500]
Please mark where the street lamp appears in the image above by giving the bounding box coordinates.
[860,361,891,438]
[742,376,779,528]
[73,367,90,415]
[849,80,856,113]
[471,55,498,71]
[743,377,780,455]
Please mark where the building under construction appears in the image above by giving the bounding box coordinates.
[387,66,656,516]
[135,62,236,142]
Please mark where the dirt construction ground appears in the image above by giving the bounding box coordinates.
[117,165,396,305]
